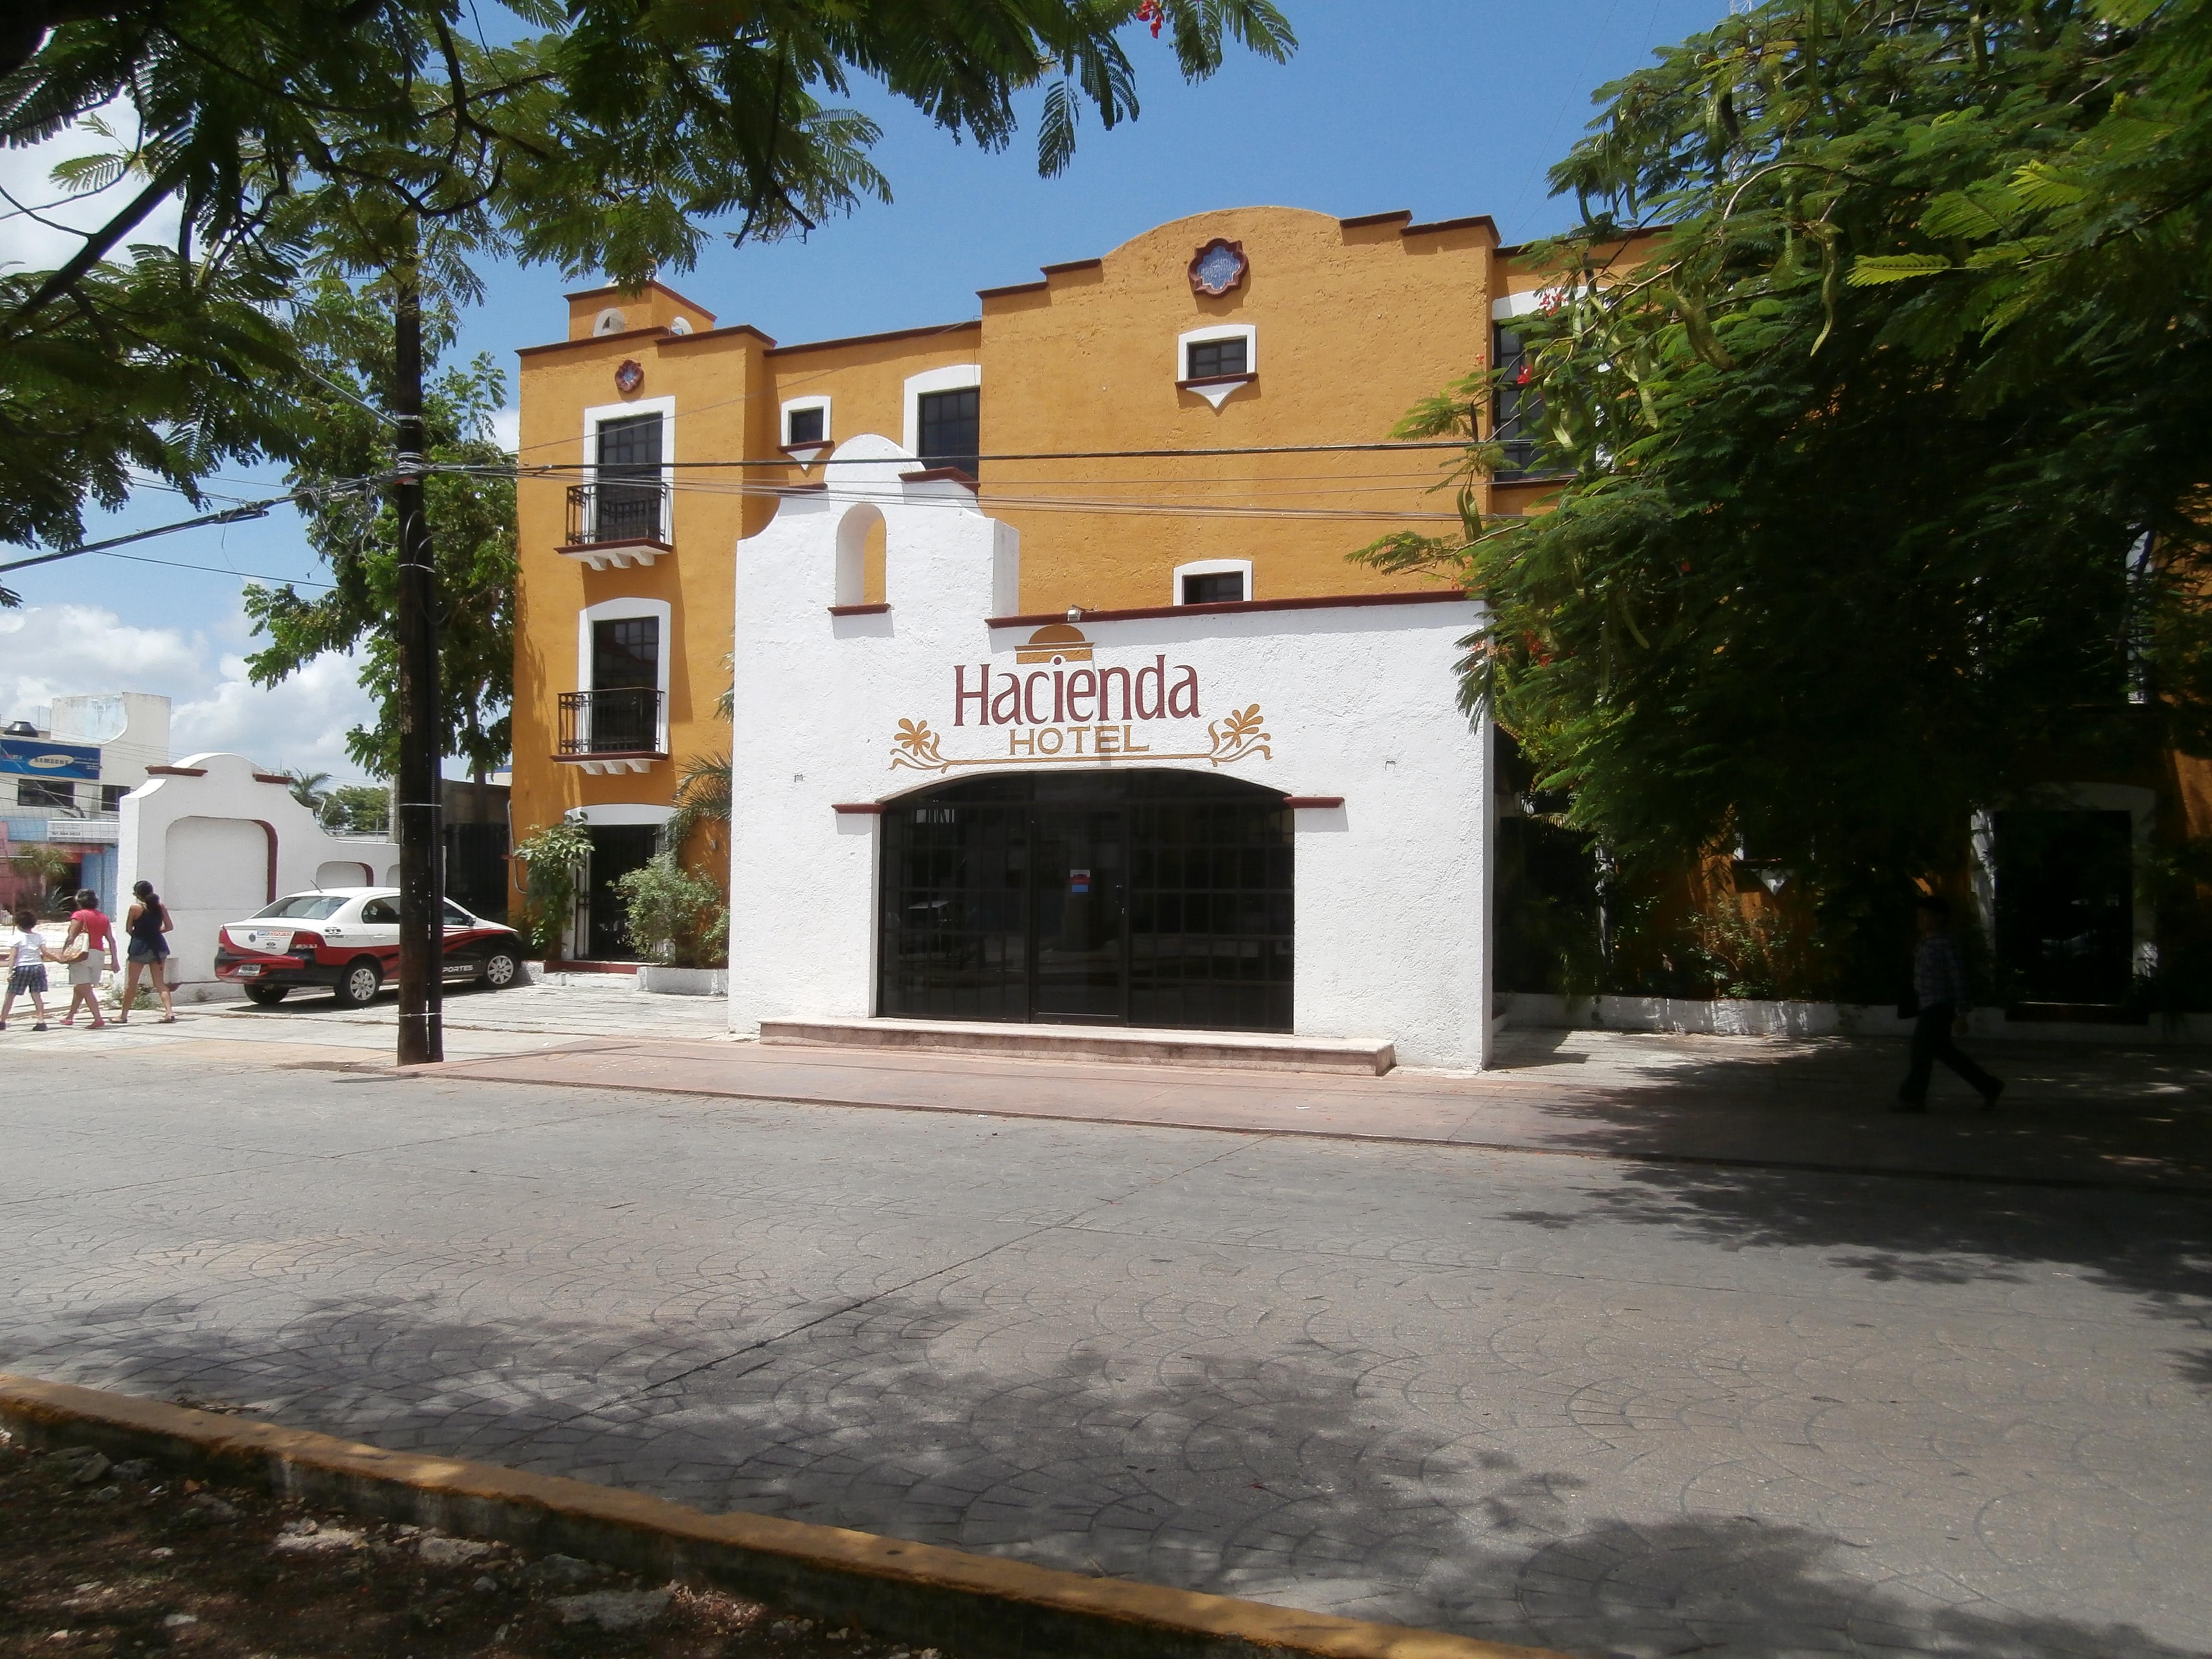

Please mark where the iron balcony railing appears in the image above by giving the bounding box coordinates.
[557,688,663,756]
[565,479,669,546]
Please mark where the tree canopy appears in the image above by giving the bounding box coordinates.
[242,277,516,780]
[1363,0,2212,902]
[1,0,1297,557]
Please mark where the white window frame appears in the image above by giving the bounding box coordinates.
[1175,324,1256,409]
[582,395,674,542]
[902,364,982,459]
[781,394,832,450]
[1171,558,1253,606]
[577,596,673,754]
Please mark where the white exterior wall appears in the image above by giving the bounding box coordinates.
[118,752,399,1001]
[726,436,1493,1068]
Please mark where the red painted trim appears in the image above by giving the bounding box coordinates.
[1402,213,1499,239]
[900,467,977,487]
[252,772,292,786]
[1338,209,1413,229]
[780,443,830,460]
[1041,257,1103,276]
[1176,372,1256,392]
[977,280,1047,300]
[549,750,667,763]
[545,958,640,974]
[987,590,1468,628]
[829,603,891,616]
[554,538,673,557]
[831,803,886,816]
[778,481,829,494]
[144,765,207,777]
[561,278,718,321]
[764,320,979,357]
[1283,796,1345,810]
[515,325,673,358]
[248,820,276,902]
[661,322,776,348]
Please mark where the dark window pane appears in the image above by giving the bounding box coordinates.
[787,406,825,445]
[1185,337,1248,379]
[1181,571,1246,605]
[592,617,658,689]
[17,778,74,809]
[917,387,980,477]
[1492,324,1543,479]
[594,414,663,540]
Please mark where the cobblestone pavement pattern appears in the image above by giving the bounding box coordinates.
[1,1010,2208,1659]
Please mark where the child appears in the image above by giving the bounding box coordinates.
[60,888,119,1028]
[2,908,59,1032]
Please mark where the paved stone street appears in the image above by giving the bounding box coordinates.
[2,999,2209,1657]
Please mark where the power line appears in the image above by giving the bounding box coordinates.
[516,439,1472,471]
[0,500,282,576]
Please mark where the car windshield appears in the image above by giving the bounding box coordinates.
[252,895,349,921]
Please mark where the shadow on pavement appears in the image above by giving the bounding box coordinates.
[20,1285,2205,1658]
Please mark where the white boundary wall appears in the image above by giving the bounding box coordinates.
[118,752,399,1002]
[727,436,1494,1068]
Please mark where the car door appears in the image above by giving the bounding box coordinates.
[355,895,404,972]
[441,899,482,976]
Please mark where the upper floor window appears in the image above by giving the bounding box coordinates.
[1172,559,1252,606]
[592,616,659,691]
[1186,336,1247,380]
[17,778,74,810]
[1492,324,1543,480]
[593,410,665,541]
[917,387,980,477]
[786,405,826,446]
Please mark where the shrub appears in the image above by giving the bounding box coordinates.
[511,822,593,959]
[615,851,723,968]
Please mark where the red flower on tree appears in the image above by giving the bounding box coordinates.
[1136,0,1164,37]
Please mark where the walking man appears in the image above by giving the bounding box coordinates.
[1898,894,2004,1113]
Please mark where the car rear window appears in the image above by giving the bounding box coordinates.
[252,895,349,921]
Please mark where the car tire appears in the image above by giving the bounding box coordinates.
[479,950,520,990]
[334,960,383,1008]
[243,983,289,1006]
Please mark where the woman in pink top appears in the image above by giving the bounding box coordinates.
[61,888,119,1029]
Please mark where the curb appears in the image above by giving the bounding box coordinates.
[0,1374,1567,1659]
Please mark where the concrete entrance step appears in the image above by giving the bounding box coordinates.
[759,1016,1396,1075]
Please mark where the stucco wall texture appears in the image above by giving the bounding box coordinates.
[726,439,1491,1067]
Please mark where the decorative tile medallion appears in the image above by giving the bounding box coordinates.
[1188,238,1248,297]
[614,359,645,394]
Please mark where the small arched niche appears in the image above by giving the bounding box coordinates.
[834,502,888,607]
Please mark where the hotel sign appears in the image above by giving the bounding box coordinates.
[889,624,1271,774]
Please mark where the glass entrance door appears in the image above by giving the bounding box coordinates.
[1030,798,1126,1023]
[879,771,1290,1031]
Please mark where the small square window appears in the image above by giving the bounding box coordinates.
[100,784,129,814]
[1182,571,1246,605]
[787,406,825,445]
[1186,337,1248,380]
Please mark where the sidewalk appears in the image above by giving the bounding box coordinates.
[439,1024,2212,1192]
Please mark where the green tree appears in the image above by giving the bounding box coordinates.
[322,783,392,837]
[1363,0,2212,940]
[242,278,517,781]
[2,1,1298,565]
[280,769,332,815]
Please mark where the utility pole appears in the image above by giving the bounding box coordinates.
[391,233,444,1065]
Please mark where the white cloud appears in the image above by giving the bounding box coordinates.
[0,604,381,782]
[0,97,185,275]
[490,408,521,455]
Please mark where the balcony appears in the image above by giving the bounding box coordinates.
[555,688,665,775]
[558,481,672,570]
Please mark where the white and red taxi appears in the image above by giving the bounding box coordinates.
[215,888,524,1007]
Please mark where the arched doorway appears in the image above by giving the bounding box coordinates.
[878,770,1291,1031]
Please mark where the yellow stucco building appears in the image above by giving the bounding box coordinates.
[511,204,1563,961]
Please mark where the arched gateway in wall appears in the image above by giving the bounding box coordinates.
[879,770,1292,1031]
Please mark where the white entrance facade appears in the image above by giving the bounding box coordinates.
[727,437,1495,1069]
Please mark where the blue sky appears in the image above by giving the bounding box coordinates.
[2,0,1724,777]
